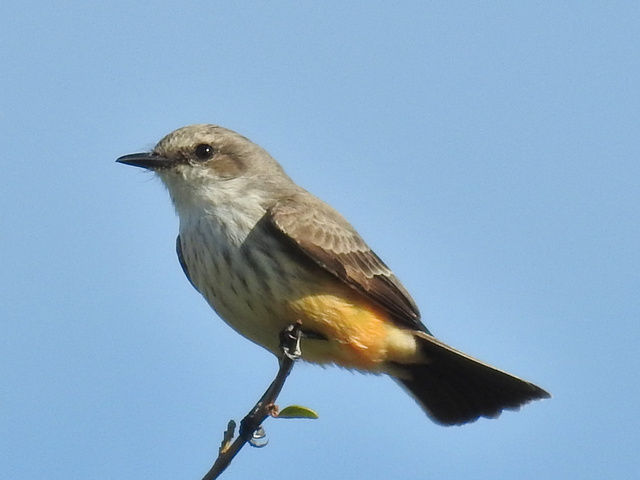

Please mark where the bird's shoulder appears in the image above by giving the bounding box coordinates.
[176,235,198,291]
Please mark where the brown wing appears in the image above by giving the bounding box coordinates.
[268,192,429,333]
[176,235,198,291]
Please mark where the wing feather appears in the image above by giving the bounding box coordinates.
[268,193,428,333]
[176,235,198,291]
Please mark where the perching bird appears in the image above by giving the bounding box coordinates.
[117,124,549,425]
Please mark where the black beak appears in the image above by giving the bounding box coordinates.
[116,152,172,170]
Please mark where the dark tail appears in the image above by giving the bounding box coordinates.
[395,332,550,426]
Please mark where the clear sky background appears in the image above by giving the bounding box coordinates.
[2,2,639,479]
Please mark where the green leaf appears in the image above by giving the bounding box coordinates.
[277,405,319,419]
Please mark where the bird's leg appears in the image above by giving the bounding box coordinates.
[238,321,303,440]
[203,322,303,479]
[280,321,303,360]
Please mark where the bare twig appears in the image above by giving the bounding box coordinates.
[202,322,303,480]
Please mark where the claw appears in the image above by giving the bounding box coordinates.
[280,323,302,360]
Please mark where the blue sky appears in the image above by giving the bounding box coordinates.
[2,2,639,479]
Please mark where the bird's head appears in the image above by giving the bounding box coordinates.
[117,124,294,215]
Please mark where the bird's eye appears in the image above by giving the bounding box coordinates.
[194,143,215,160]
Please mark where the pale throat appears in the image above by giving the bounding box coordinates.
[161,171,269,248]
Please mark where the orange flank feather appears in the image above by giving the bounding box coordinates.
[287,282,419,371]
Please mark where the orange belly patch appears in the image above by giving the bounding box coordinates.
[287,289,400,370]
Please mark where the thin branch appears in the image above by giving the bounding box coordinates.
[202,322,303,480]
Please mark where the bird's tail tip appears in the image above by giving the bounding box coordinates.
[394,332,550,426]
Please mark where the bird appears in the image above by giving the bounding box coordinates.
[117,124,549,426]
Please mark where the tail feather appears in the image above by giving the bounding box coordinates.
[395,332,550,425]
